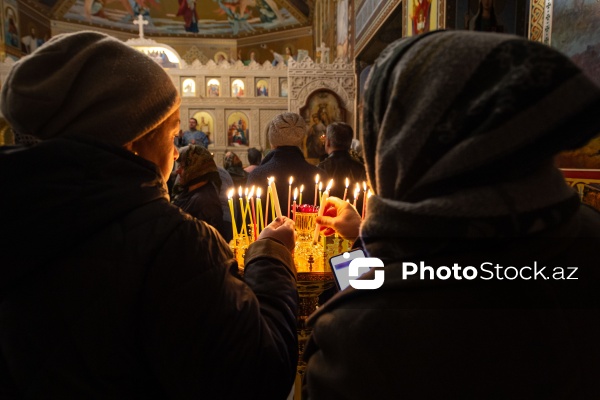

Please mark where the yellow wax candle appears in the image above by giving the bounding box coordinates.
[238,186,247,237]
[269,177,283,218]
[313,179,333,244]
[256,188,263,233]
[227,189,238,240]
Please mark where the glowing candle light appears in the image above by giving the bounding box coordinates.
[362,181,368,220]
[353,184,359,208]
[318,181,323,208]
[287,176,294,218]
[299,184,304,206]
[292,187,298,223]
[343,177,349,201]
[313,179,333,244]
[227,189,238,241]
[314,174,320,207]
[269,176,283,218]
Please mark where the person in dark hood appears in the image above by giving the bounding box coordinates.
[223,150,248,189]
[0,31,298,399]
[302,30,600,398]
[172,145,228,240]
[247,112,327,220]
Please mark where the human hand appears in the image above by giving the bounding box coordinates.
[316,196,361,241]
[258,217,297,253]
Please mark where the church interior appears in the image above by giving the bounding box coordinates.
[1,1,600,399]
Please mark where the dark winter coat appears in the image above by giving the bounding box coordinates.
[0,137,298,399]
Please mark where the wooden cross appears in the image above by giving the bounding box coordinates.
[133,14,148,39]
[316,42,330,64]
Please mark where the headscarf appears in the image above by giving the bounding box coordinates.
[360,30,600,258]
[177,145,220,189]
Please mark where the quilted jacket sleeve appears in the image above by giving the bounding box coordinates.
[141,216,297,400]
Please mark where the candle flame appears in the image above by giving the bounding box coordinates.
[293,187,298,200]
[326,179,334,192]
[345,177,349,188]
[289,176,294,185]
[368,189,373,198]
[245,187,249,197]
[319,181,323,191]
[300,184,304,192]
[248,185,255,198]
[363,181,367,191]
[268,176,274,184]
[257,188,262,198]
[238,186,243,197]
[354,187,359,198]
[228,188,234,199]
[315,174,320,184]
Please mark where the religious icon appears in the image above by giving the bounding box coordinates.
[193,111,214,144]
[207,78,220,97]
[232,79,245,97]
[256,79,269,97]
[280,79,289,97]
[4,5,20,49]
[227,112,249,146]
[182,78,196,97]
[301,90,345,160]
[412,0,432,34]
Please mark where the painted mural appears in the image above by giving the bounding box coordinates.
[552,0,600,86]
[63,0,302,37]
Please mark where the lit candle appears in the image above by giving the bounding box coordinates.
[269,176,283,218]
[227,189,238,241]
[343,177,349,201]
[292,187,298,223]
[313,179,333,244]
[299,184,304,206]
[353,184,359,208]
[318,181,323,208]
[256,188,263,233]
[238,186,247,237]
[249,186,257,241]
[362,181,367,220]
[314,174,320,207]
[287,176,294,218]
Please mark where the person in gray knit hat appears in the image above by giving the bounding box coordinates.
[247,111,327,221]
[304,30,600,398]
[0,31,299,399]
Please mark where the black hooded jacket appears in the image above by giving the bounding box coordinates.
[0,137,298,399]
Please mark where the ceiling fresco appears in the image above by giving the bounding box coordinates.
[52,0,310,37]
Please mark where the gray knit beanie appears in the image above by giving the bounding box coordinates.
[0,31,180,146]
[267,112,306,148]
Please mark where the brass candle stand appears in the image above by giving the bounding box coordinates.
[230,212,352,398]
